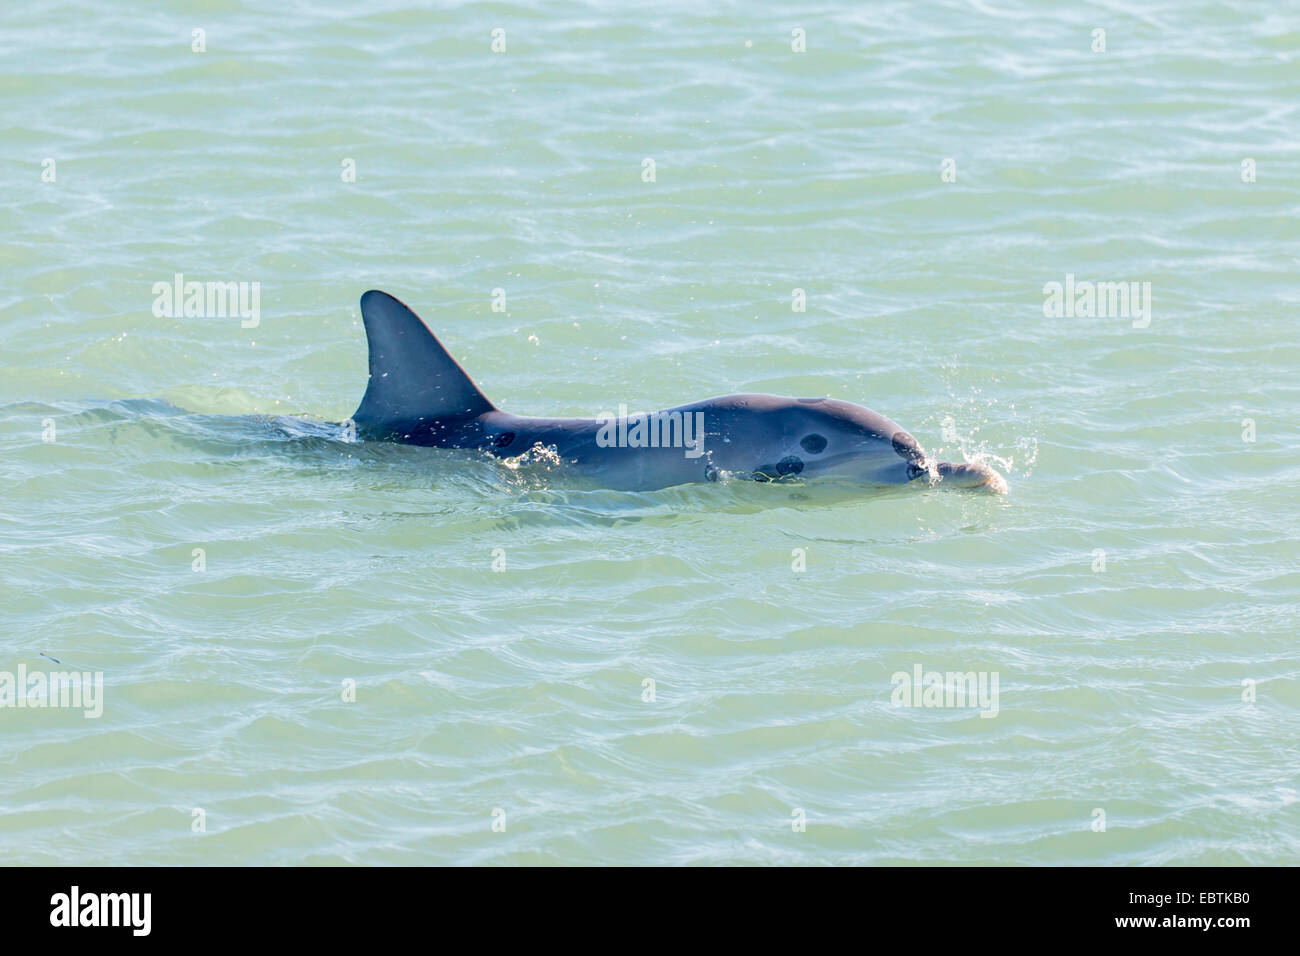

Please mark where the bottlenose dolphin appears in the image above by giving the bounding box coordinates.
[351,290,1008,493]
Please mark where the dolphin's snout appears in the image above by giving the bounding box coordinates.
[936,460,1008,494]
[890,431,925,463]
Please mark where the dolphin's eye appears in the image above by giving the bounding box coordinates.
[493,432,515,448]
[800,434,827,454]
[777,455,804,476]
[907,463,927,480]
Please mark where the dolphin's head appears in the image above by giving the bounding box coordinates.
[745,397,1006,493]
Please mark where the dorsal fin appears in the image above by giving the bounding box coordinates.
[351,290,495,434]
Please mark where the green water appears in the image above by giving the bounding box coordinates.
[1,2,1297,864]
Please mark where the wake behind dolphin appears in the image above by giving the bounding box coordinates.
[351,290,1008,494]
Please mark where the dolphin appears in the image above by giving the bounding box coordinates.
[350,290,1008,493]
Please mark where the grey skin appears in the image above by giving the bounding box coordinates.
[351,290,1008,494]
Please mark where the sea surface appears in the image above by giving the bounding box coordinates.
[1,1,1298,865]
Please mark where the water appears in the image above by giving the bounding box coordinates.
[2,1,1298,864]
